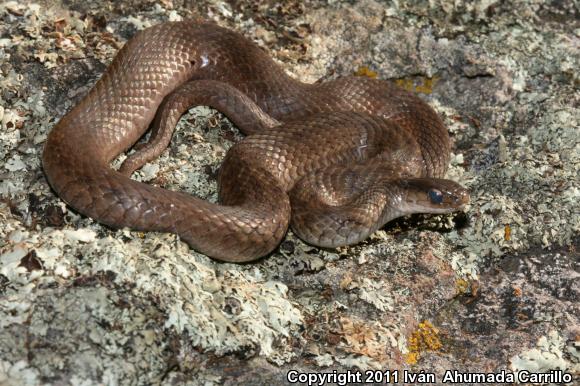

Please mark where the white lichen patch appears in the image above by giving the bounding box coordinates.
[46,227,303,360]
[510,331,574,374]
[448,99,579,262]
[1,0,579,382]
[0,360,41,386]
[356,277,395,312]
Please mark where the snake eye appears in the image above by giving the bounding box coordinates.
[428,188,443,204]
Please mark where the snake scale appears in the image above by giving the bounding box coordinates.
[42,21,469,262]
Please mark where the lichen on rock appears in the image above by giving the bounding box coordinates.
[0,0,578,384]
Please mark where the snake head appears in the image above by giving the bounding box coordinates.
[398,178,470,214]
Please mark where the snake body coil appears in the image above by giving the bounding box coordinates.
[43,21,469,262]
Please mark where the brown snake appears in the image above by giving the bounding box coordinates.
[42,21,469,262]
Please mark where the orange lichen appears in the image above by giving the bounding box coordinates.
[513,286,522,297]
[354,66,378,78]
[504,224,511,241]
[404,320,442,365]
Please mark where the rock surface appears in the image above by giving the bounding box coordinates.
[0,0,578,385]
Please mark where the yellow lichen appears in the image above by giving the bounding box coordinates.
[414,76,439,94]
[395,76,439,94]
[455,278,470,295]
[404,320,442,365]
[455,277,480,300]
[354,66,378,78]
[395,78,415,91]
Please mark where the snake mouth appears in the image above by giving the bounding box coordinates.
[399,178,470,215]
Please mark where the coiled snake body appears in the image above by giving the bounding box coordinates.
[43,21,469,262]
